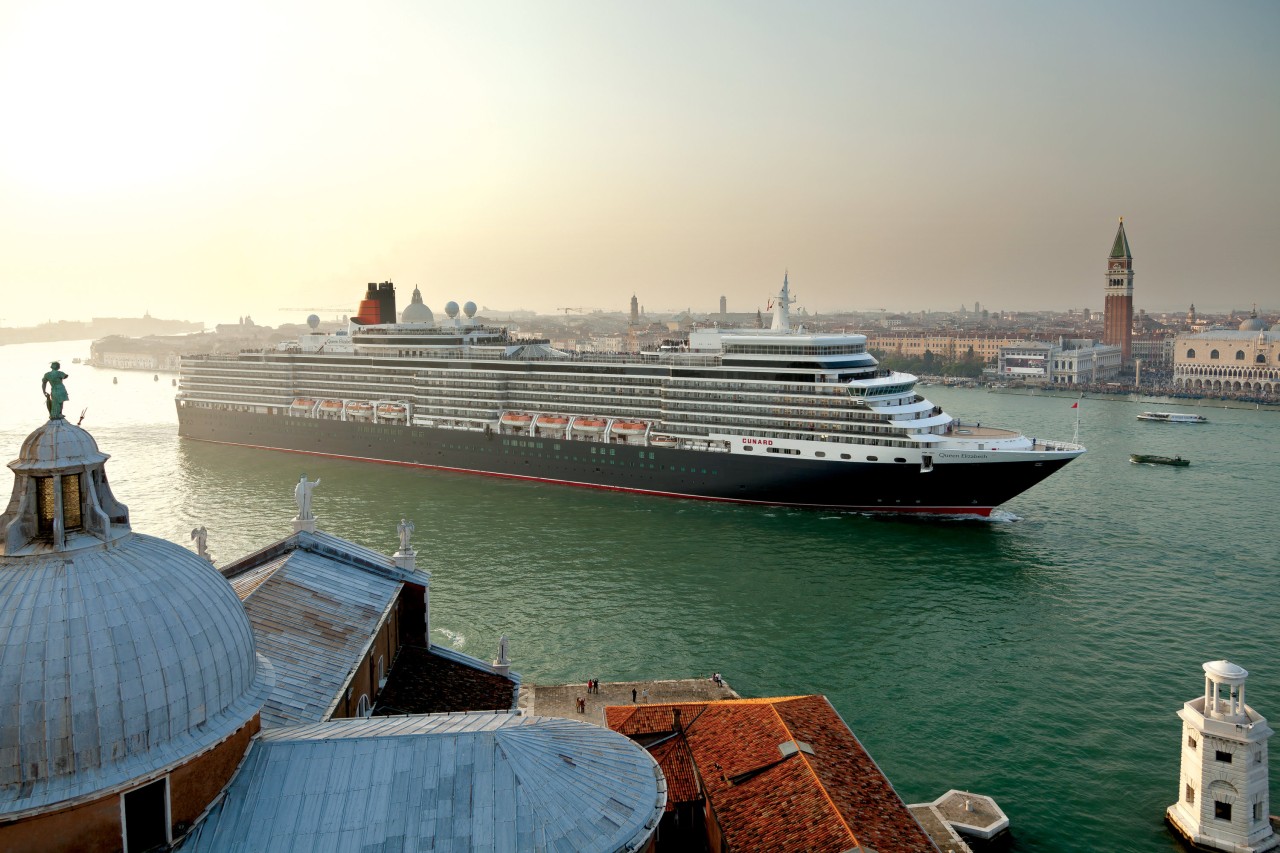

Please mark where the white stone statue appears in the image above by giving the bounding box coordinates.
[190,525,209,559]
[294,474,321,519]
[497,634,510,666]
[397,518,415,553]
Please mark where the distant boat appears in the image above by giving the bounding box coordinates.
[1130,454,1190,467]
[1137,411,1207,423]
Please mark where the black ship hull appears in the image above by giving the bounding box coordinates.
[176,406,1072,515]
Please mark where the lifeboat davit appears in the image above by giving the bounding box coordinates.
[611,421,648,435]
[536,415,570,430]
[501,412,534,428]
[291,398,316,410]
[345,401,374,418]
[572,418,607,433]
[650,434,678,448]
[377,403,408,419]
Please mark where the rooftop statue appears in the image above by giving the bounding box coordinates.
[42,362,69,420]
[294,474,320,520]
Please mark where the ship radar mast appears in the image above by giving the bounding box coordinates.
[770,272,795,332]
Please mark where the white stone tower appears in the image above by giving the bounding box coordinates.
[1167,660,1277,852]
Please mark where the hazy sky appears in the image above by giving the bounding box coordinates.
[1,1,1276,326]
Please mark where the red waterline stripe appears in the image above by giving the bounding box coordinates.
[184,437,995,517]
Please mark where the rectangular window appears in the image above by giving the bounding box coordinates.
[1255,801,1264,822]
[122,778,170,853]
[1186,785,1194,805]
[1188,735,1196,749]
[1216,750,1233,764]
[1215,801,1232,821]
[36,477,56,534]
[62,474,82,530]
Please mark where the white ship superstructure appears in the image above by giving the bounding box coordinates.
[178,278,1084,515]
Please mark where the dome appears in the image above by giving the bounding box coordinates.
[0,535,273,817]
[12,418,109,471]
[1,415,273,819]
[1203,659,1248,683]
[400,286,435,324]
[1238,316,1265,331]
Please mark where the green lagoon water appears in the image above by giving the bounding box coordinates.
[3,340,1278,853]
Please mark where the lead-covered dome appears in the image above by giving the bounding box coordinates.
[1,416,273,819]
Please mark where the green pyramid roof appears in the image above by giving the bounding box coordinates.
[1110,219,1131,259]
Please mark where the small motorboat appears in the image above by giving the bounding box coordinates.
[1137,412,1207,423]
[1130,454,1190,467]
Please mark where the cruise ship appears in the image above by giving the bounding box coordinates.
[176,278,1085,515]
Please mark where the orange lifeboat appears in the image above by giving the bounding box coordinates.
[318,399,344,412]
[500,412,534,428]
[536,414,570,430]
[377,403,407,419]
[291,398,316,410]
[650,434,678,448]
[345,401,374,418]
[611,421,648,435]
[571,418,607,433]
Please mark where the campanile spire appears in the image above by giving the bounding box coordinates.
[1103,217,1134,361]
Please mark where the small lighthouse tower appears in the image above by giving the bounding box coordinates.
[1167,660,1277,852]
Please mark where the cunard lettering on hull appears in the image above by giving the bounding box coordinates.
[176,277,1085,516]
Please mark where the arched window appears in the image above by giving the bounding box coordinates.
[1210,350,1220,360]
[1259,354,1268,364]
[1186,348,1196,358]
[1236,350,1246,360]
[356,693,371,717]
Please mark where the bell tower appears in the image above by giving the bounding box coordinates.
[1103,217,1134,361]
[1167,660,1277,852]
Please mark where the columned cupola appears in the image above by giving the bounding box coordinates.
[1103,217,1134,361]
[1,415,131,554]
[1167,660,1277,853]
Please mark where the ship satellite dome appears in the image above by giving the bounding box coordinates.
[463,301,477,318]
[445,301,460,319]
[307,314,320,330]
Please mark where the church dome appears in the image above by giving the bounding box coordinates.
[400,286,435,324]
[1,418,273,819]
[1238,316,1265,331]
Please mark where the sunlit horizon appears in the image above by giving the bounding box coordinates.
[2,1,1276,327]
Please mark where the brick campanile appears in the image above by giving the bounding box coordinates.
[1104,217,1134,361]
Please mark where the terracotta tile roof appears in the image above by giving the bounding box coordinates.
[607,695,937,853]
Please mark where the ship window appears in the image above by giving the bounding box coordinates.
[895,457,907,463]
[840,453,851,460]
[743,446,753,452]
[815,451,825,458]
[1215,801,1231,821]
[866,456,878,461]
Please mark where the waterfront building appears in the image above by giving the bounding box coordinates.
[1166,660,1277,853]
[1173,311,1280,395]
[867,332,1026,364]
[1,406,664,852]
[607,695,938,852]
[1104,217,1135,361]
[996,340,1121,385]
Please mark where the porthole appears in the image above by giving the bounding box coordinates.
[866,455,878,461]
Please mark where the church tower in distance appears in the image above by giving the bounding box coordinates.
[1104,217,1134,361]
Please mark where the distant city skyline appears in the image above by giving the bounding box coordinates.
[1,1,1277,327]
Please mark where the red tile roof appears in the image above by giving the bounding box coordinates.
[607,696,937,853]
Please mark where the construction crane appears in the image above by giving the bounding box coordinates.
[556,307,597,315]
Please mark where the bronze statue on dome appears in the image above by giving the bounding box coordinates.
[42,362,69,420]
